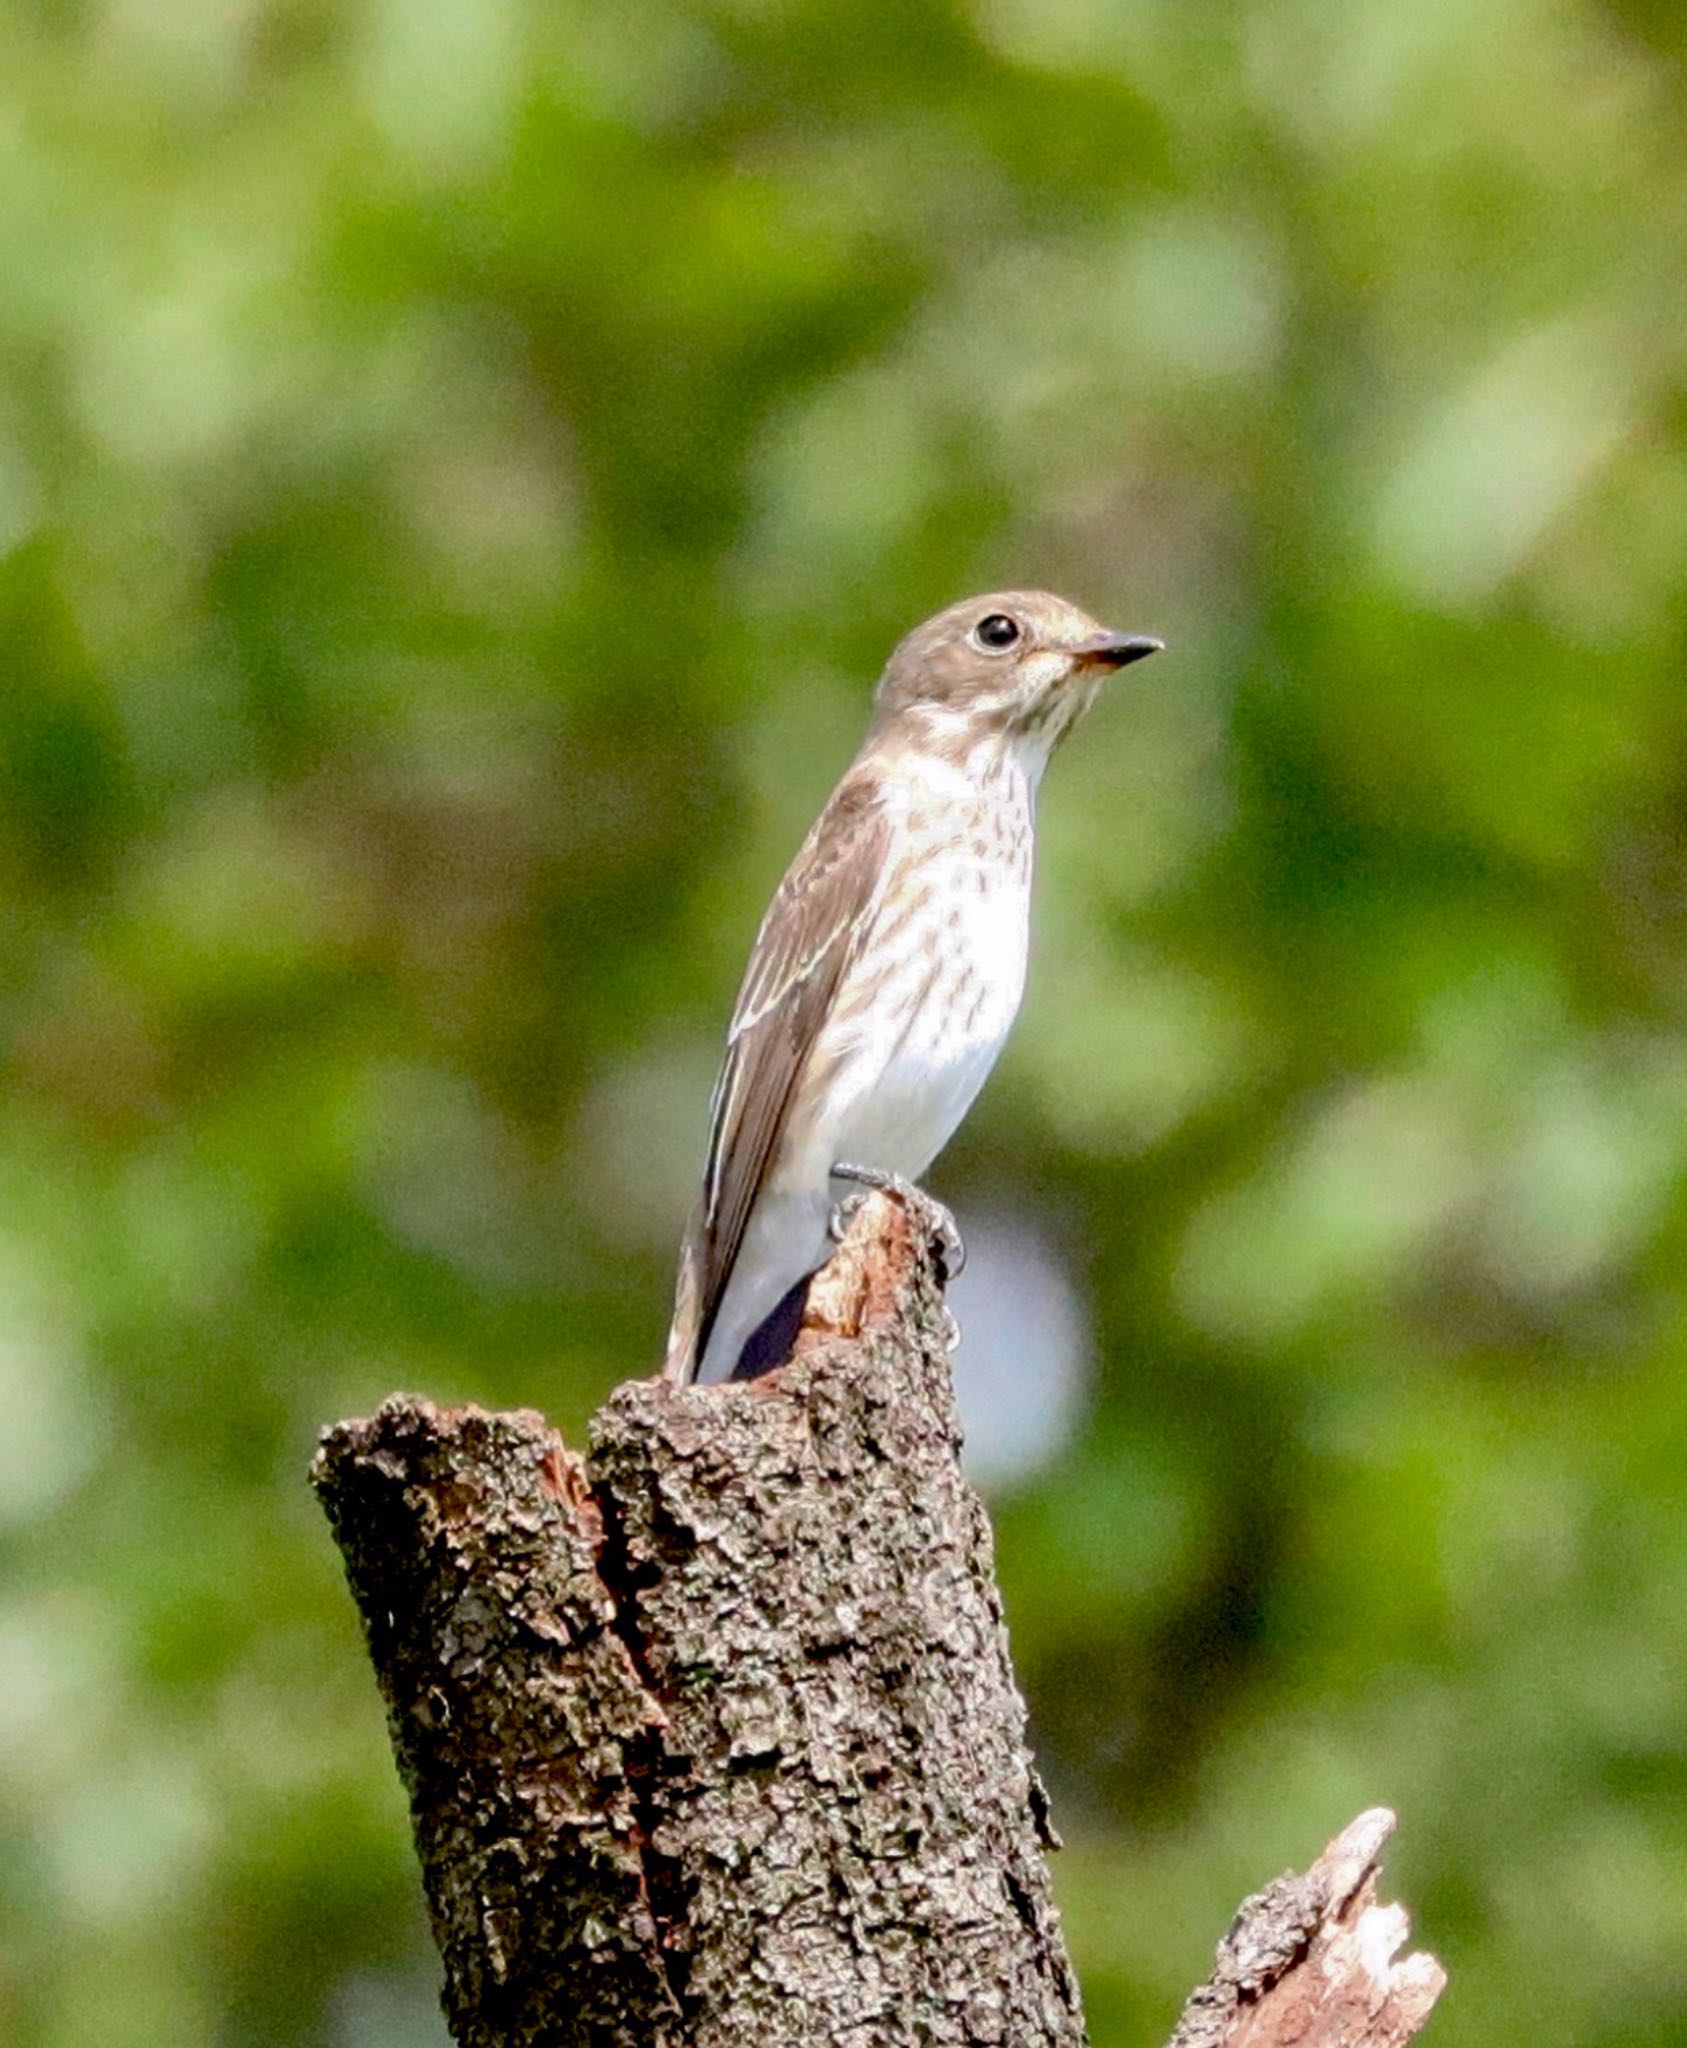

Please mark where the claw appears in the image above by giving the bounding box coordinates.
[832,1161,905,1195]
[828,1187,868,1243]
[931,1206,965,1283]
[830,1163,965,1282]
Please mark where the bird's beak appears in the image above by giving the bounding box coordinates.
[1072,631,1165,669]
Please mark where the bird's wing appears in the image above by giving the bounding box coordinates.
[667,772,893,1380]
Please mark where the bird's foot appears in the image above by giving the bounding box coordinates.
[830,1162,965,1282]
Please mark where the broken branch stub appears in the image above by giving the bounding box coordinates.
[1165,1808,1446,2048]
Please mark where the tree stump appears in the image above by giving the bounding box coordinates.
[312,1190,1443,2047]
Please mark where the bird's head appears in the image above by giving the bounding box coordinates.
[870,590,1162,764]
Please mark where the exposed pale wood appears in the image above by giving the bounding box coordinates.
[1166,1808,1445,2048]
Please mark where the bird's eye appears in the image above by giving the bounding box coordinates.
[973,613,1021,652]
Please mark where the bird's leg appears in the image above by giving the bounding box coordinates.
[829,1162,966,1282]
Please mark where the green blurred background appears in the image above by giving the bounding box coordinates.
[5,0,1687,2041]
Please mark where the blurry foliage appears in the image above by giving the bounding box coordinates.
[2,0,1687,2043]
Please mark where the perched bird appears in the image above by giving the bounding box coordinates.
[663,590,1162,1385]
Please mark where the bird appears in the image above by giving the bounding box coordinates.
[663,590,1162,1386]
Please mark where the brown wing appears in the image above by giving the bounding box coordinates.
[666,772,891,1380]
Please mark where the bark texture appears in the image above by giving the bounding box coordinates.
[313,1400,677,2043]
[314,1191,1445,2048]
[313,1190,1082,2046]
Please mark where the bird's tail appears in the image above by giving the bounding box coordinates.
[660,1207,706,1383]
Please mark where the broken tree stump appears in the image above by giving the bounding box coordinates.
[312,1189,1444,2047]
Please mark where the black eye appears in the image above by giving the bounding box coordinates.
[973,612,1021,651]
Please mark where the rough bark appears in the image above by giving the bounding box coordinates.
[312,1398,678,2044]
[313,1190,1445,2048]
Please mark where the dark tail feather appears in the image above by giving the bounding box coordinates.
[730,1272,812,1381]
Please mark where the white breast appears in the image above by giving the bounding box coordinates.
[795,756,1034,1187]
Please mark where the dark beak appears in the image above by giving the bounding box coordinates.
[1073,631,1164,669]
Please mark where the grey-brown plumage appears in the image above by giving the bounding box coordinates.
[665,591,1162,1384]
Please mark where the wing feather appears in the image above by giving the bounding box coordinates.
[666,772,891,1379]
